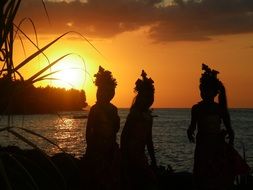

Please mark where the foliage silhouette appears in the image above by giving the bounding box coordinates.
[0,1,90,188]
[0,78,87,114]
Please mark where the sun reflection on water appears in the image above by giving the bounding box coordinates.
[0,109,252,172]
[49,116,87,158]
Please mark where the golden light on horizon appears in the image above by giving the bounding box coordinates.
[13,32,253,108]
[11,0,253,108]
[21,36,106,107]
[50,55,86,90]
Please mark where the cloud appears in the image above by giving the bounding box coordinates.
[149,0,253,41]
[15,0,253,42]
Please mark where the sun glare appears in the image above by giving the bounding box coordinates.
[51,56,86,90]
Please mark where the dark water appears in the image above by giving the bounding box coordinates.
[0,108,252,172]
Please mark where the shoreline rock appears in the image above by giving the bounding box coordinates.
[0,146,252,190]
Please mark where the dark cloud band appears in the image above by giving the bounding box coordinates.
[15,0,253,42]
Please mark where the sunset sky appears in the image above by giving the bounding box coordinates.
[13,0,253,108]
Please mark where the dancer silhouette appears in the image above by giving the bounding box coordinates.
[187,64,236,190]
[121,70,157,190]
[85,66,120,190]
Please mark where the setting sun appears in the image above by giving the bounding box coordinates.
[51,56,86,89]
[11,0,253,108]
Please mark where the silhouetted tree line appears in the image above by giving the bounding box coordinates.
[0,78,87,114]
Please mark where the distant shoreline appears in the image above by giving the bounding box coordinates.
[1,108,252,115]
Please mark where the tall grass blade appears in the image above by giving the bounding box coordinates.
[1,0,15,48]
[68,31,106,60]
[14,23,50,66]
[7,129,67,189]
[31,70,62,82]
[15,17,39,47]
[7,128,41,150]
[2,0,21,48]
[8,0,21,27]
[0,157,12,190]
[17,33,26,58]
[0,49,6,61]
[41,0,51,25]
[13,69,24,81]
[13,32,72,72]
[55,112,68,126]
[15,127,65,152]
[27,54,71,83]
[0,127,12,133]
[32,77,58,82]
[14,31,105,73]
[7,154,39,190]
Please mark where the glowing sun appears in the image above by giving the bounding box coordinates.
[51,56,86,89]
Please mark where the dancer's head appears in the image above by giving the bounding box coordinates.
[199,64,221,101]
[132,70,155,110]
[94,66,117,104]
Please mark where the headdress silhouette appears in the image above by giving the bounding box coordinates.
[94,66,117,88]
[134,70,154,94]
[200,63,220,93]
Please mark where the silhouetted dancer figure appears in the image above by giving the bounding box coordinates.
[121,70,157,190]
[187,64,249,190]
[84,66,120,190]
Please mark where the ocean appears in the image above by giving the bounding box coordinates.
[0,108,252,172]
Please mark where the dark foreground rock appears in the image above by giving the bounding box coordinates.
[0,146,76,189]
[0,146,252,190]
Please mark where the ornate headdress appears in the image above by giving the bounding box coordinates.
[134,70,154,94]
[200,63,220,92]
[94,66,117,88]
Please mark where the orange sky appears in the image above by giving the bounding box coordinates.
[13,0,253,108]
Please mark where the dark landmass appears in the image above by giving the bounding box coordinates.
[0,78,87,114]
[0,146,252,190]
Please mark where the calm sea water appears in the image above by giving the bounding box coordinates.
[0,108,252,172]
